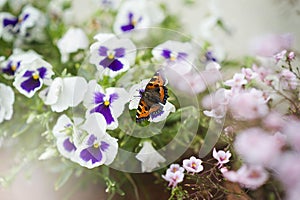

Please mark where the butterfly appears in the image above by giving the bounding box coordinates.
[136,70,169,123]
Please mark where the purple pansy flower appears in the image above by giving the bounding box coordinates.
[120,12,142,32]
[83,80,129,129]
[76,113,118,169]
[53,114,83,161]
[90,33,136,78]
[0,5,46,42]
[152,40,196,75]
[113,0,164,35]
[13,58,54,98]
[0,49,41,78]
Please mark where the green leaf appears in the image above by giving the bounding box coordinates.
[55,168,73,190]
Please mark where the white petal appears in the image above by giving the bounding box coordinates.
[150,101,175,123]
[107,87,129,118]
[103,134,119,165]
[83,80,105,109]
[128,79,149,110]
[44,77,63,105]
[136,141,166,172]
[0,83,14,123]
[81,113,107,137]
[51,77,88,112]
[53,114,72,138]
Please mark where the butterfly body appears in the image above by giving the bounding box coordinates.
[136,70,169,123]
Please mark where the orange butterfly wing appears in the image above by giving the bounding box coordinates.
[136,70,169,123]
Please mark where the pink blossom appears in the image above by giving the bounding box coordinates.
[182,156,204,174]
[229,89,269,121]
[222,164,269,190]
[212,148,231,167]
[274,152,300,189]
[241,67,258,81]
[224,73,247,91]
[288,51,295,61]
[167,164,185,174]
[282,120,300,151]
[279,69,297,90]
[274,49,287,63]
[263,111,285,131]
[162,168,185,188]
[234,127,281,167]
[202,88,231,110]
[166,68,206,95]
[252,64,273,82]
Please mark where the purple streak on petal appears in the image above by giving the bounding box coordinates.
[121,24,135,32]
[139,89,145,96]
[94,92,105,104]
[2,61,14,76]
[178,52,188,60]
[63,138,76,152]
[109,93,119,103]
[23,70,34,77]
[205,51,217,62]
[90,104,114,125]
[80,146,103,164]
[3,17,18,27]
[20,77,41,93]
[128,12,134,22]
[87,134,97,146]
[114,48,125,58]
[21,14,29,22]
[98,46,108,57]
[100,57,123,71]
[38,67,47,79]
[161,49,171,59]
[100,141,110,152]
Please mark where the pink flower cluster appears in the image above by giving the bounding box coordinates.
[162,156,204,188]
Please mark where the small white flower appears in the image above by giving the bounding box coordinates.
[224,73,248,91]
[0,83,15,123]
[213,148,231,167]
[135,141,166,172]
[182,156,204,174]
[162,167,185,188]
[13,58,54,98]
[57,27,89,63]
[39,76,88,112]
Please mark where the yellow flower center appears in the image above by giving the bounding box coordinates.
[107,52,115,59]
[191,162,197,169]
[93,143,99,148]
[11,65,17,71]
[170,54,177,61]
[131,19,137,26]
[32,73,39,80]
[104,100,110,106]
